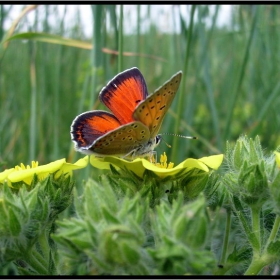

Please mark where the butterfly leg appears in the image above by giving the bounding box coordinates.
[122,148,139,160]
[148,151,157,163]
[123,147,156,162]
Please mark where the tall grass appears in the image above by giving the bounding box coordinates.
[1,4,280,174]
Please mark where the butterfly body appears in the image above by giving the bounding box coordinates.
[71,67,182,158]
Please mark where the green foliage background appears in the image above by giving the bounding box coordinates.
[1,5,280,171]
[1,4,280,276]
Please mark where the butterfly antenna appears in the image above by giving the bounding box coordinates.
[160,137,172,148]
[162,132,197,140]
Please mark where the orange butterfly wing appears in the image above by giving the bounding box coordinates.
[133,71,182,138]
[99,67,148,124]
[71,110,121,150]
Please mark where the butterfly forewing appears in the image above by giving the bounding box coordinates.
[133,71,182,138]
[88,121,151,156]
[99,67,148,125]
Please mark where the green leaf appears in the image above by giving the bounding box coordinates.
[17,266,36,275]
[99,176,119,212]
[267,240,280,256]
[249,137,259,163]
[8,207,21,236]
[0,200,9,230]
[227,245,252,264]
[5,32,92,49]
[48,250,57,275]
[122,242,140,265]
[233,139,243,170]
[181,169,209,199]
[85,218,98,247]
[269,170,280,214]
[3,183,15,202]
[84,182,102,222]
[101,206,120,224]
[173,195,208,248]
[54,188,62,204]
[109,164,120,175]
[41,198,50,223]
[232,195,244,212]
[86,250,111,272]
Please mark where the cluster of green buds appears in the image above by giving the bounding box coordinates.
[224,135,277,209]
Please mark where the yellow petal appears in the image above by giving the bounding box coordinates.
[90,156,120,171]
[31,161,39,168]
[7,156,89,185]
[89,154,224,179]
[198,154,224,170]
[8,159,66,184]
[0,168,15,184]
[274,151,280,167]
[56,156,89,177]
[90,156,142,176]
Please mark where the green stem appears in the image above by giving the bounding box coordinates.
[223,6,259,139]
[171,5,196,163]
[244,255,267,275]
[90,5,103,108]
[268,214,280,244]
[213,208,232,275]
[118,5,123,72]
[245,211,280,275]
[136,5,140,67]
[29,41,37,163]
[0,5,4,41]
[213,263,232,276]
[220,208,231,265]
[236,210,260,251]
[264,214,280,251]
[251,206,261,252]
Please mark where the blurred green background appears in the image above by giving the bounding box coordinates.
[1,5,280,176]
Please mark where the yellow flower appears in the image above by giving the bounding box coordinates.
[275,151,280,168]
[90,153,224,178]
[0,156,88,186]
[153,152,174,169]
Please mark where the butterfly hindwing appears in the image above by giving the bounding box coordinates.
[88,121,151,156]
[71,110,121,150]
[133,71,182,138]
[99,67,149,124]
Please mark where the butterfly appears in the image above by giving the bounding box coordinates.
[70,67,182,158]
